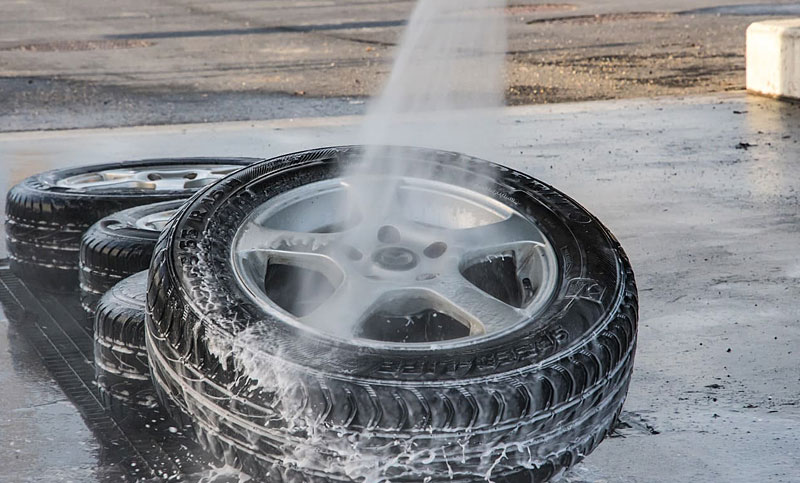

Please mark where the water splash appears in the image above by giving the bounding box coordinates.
[292,0,510,339]
[350,0,508,220]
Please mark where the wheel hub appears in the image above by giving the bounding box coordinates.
[372,246,418,271]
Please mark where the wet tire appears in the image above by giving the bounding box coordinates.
[80,200,186,318]
[145,146,638,482]
[94,271,156,411]
[5,157,258,291]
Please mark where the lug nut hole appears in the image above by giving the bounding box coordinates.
[423,241,447,258]
[345,246,363,261]
[377,225,401,243]
[373,246,417,271]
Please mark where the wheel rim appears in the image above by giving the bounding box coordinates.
[135,208,180,231]
[231,176,559,350]
[56,165,242,191]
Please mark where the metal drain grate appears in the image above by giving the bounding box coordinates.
[0,261,212,481]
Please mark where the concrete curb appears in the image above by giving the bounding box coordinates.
[746,19,800,100]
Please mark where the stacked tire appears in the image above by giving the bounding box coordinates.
[4,158,258,411]
[83,201,193,411]
[80,200,186,318]
[5,158,256,291]
[93,271,156,411]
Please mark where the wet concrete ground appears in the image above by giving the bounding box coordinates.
[0,307,101,482]
[0,92,798,481]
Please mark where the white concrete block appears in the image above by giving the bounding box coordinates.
[746,19,800,100]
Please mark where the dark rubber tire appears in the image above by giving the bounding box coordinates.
[80,200,186,318]
[94,271,156,411]
[145,146,639,482]
[5,157,259,291]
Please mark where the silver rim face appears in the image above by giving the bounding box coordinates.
[231,176,559,350]
[56,165,241,191]
[135,208,180,232]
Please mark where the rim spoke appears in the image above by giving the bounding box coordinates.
[207,167,241,176]
[428,275,523,335]
[445,214,544,250]
[263,249,342,279]
[137,210,179,231]
[236,223,341,254]
[78,179,154,190]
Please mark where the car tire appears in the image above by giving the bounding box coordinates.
[145,146,638,482]
[94,271,156,411]
[80,200,186,318]
[5,157,258,291]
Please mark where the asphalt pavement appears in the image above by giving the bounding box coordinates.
[2,0,800,130]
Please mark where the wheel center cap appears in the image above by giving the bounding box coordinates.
[372,246,418,271]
